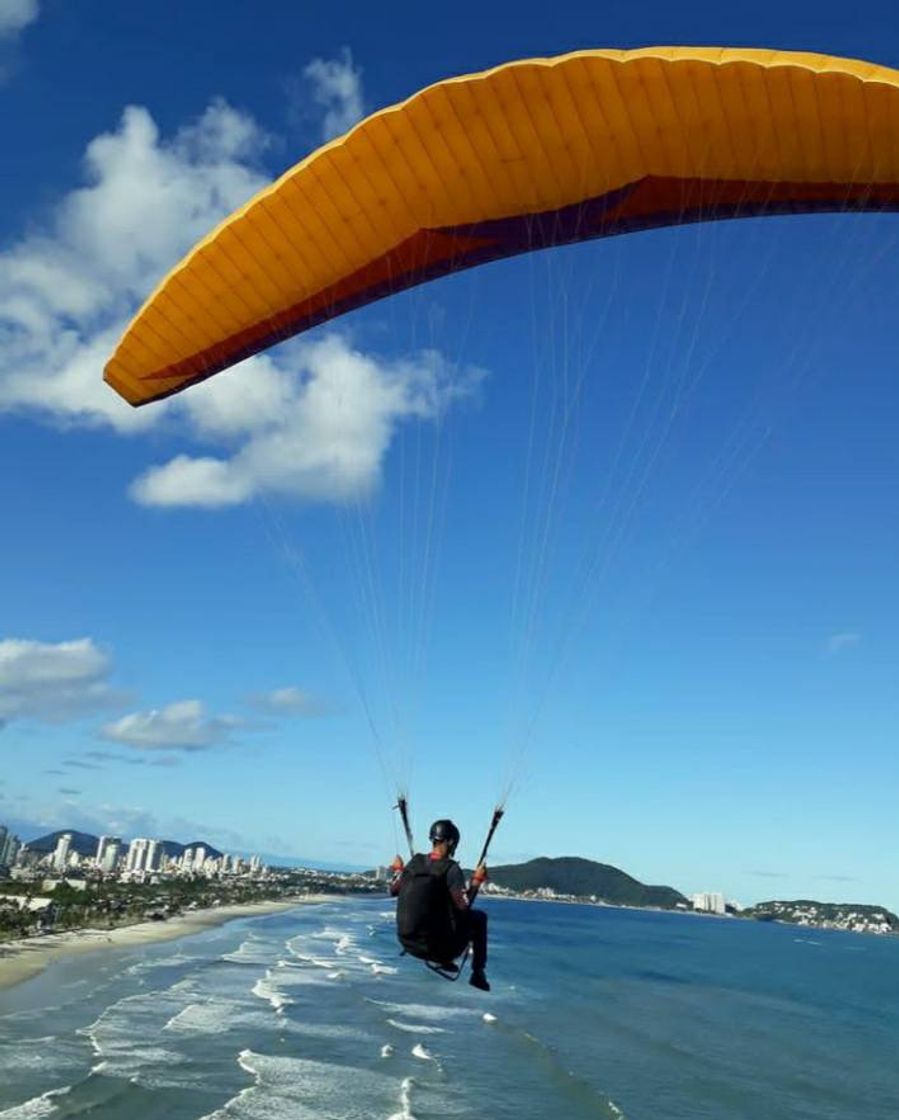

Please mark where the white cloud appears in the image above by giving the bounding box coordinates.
[131,335,483,507]
[1,83,482,511]
[0,100,270,432]
[100,699,239,751]
[0,637,120,724]
[826,632,861,655]
[248,686,331,717]
[0,0,37,39]
[303,48,364,141]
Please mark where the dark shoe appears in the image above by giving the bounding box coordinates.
[469,968,490,992]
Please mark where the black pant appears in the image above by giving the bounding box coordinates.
[450,907,488,971]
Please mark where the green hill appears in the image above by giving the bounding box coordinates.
[487,856,686,909]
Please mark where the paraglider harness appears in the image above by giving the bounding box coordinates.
[393,797,503,982]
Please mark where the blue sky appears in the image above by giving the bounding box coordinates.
[2,0,899,910]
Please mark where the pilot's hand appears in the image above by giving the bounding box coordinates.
[472,864,488,884]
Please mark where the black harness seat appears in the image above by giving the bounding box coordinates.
[396,853,460,963]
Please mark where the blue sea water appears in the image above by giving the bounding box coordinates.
[1,898,897,1119]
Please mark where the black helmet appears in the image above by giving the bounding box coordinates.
[429,819,460,848]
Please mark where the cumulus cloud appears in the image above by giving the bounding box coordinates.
[0,99,269,432]
[131,335,483,507]
[303,48,365,141]
[825,632,861,655]
[100,699,240,751]
[0,637,121,724]
[0,0,38,39]
[247,685,331,717]
[1,86,481,512]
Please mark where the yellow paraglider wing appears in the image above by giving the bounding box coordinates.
[105,46,899,406]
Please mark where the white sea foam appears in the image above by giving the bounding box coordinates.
[221,937,276,966]
[386,1019,445,1035]
[286,1022,372,1042]
[380,1044,395,1058]
[367,999,476,1022]
[482,1012,498,1024]
[370,963,398,976]
[411,1044,435,1062]
[0,1036,83,1079]
[0,1094,62,1120]
[387,1075,417,1120]
[77,987,195,1088]
[132,949,205,971]
[200,1049,397,1120]
[251,974,293,1013]
[0,1083,73,1120]
[163,999,240,1034]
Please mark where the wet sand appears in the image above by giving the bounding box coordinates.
[0,895,332,991]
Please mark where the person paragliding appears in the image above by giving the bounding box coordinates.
[390,818,491,991]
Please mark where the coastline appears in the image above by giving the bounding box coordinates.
[0,895,331,992]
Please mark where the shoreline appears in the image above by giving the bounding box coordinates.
[0,895,332,993]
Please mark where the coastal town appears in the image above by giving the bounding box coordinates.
[0,824,382,942]
[1,823,896,943]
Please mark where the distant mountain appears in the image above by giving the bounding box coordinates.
[159,840,225,861]
[488,856,687,909]
[25,830,223,861]
[24,830,100,858]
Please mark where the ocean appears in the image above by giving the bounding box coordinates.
[1,897,897,1119]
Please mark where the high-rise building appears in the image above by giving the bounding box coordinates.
[0,827,19,873]
[146,840,162,872]
[1,833,20,869]
[691,892,726,915]
[53,833,73,873]
[192,846,207,870]
[96,836,113,865]
[101,840,122,872]
[126,838,151,873]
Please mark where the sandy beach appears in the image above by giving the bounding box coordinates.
[0,894,332,992]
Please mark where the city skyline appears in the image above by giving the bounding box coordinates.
[3,822,264,882]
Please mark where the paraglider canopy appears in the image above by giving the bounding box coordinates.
[105,46,899,407]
